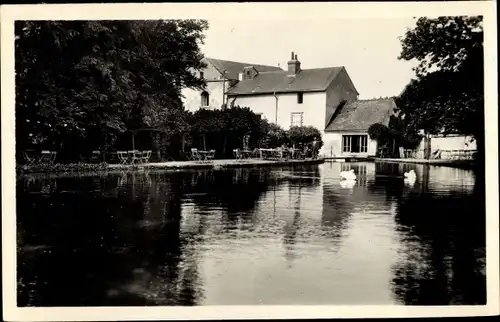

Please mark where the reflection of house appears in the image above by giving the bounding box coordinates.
[323,98,399,158]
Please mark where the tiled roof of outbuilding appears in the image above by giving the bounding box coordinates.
[325,98,398,132]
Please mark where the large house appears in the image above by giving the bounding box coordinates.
[181,52,399,157]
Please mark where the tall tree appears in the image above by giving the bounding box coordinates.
[396,16,484,161]
[15,20,208,162]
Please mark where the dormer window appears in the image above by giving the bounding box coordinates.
[201,91,209,107]
[297,92,303,104]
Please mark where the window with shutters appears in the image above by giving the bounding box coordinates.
[290,112,303,127]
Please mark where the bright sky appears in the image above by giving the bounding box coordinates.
[201,18,420,99]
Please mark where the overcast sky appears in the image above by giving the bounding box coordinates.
[201,18,420,99]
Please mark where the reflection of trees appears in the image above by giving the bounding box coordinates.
[283,185,302,266]
[185,167,320,230]
[18,165,326,306]
[17,173,203,306]
[17,176,144,306]
[367,162,406,201]
[391,182,486,305]
[321,185,353,246]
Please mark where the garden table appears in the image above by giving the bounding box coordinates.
[39,150,57,165]
[197,150,215,162]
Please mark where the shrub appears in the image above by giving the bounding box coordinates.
[258,121,289,148]
[288,126,323,149]
[369,122,423,149]
[368,123,392,146]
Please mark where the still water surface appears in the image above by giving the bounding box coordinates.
[17,162,486,306]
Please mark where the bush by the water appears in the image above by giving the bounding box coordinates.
[368,122,423,150]
[288,126,324,149]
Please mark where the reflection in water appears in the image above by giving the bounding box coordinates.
[17,162,485,306]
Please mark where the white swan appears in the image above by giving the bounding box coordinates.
[340,179,356,189]
[340,169,357,180]
[403,169,416,186]
[404,169,416,180]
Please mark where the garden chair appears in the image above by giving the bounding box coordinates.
[48,151,57,164]
[23,150,37,166]
[117,151,129,165]
[191,148,201,162]
[40,150,56,165]
[141,150,152,163]
[126,150,140,164]
[430,149,442,160]
[133,150,143,164]
[233,149,242,160]
[90,150,101,163]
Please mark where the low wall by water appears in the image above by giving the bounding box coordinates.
[17,158,325,176]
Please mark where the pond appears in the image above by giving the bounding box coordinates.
[16,162,486,306]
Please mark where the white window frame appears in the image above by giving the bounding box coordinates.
[342,135,368,153]
[290,112,304,127]
[342,136,352,153]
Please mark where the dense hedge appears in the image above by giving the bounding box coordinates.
[19,105,325,164]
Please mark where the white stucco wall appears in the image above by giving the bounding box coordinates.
[229,91,327,132]
[181,58,231,112]
[431,135,477,151]
[413,135,476,159]
[322,132,378,158]
[181,80,229,112]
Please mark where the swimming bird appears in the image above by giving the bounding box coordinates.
[404,169,417,186]
[404,170,416,180]
[340,169,356,180]
[340,179,356,189]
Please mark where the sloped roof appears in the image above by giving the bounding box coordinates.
[325,98,397,132]
[227,67,344,95]
[205,57,283,80]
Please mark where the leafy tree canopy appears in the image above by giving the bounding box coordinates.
[16,20,208,161]
[396,16,483,142]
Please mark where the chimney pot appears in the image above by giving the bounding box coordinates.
[291,51,294,60]
[295,54,298,60]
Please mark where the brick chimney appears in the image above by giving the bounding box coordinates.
[287,51,301,74]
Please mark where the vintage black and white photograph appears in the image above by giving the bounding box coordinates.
[2,2,498,321]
